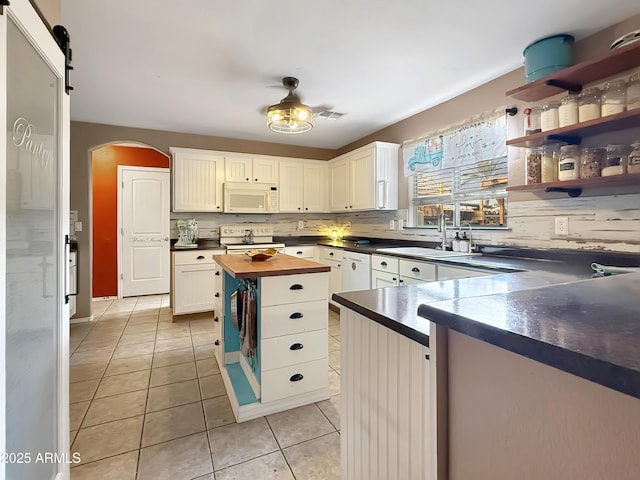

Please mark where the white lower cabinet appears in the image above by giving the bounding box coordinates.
[172,249,224,315]
[372,269,399,288]
[284,245,318,261]
[371,254,400,287]
[318,246,343,307]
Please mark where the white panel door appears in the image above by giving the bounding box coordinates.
[329,156,350,211]
[121,167,170,297]
[253,157,279,183]
[350,149,376,210]
[279,160,304,212]
[303,162,327,212]
[225,156,252,182]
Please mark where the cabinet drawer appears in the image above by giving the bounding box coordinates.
[320,247,343,262]
[173,249,223,266]
[261,272,328,306]
[261,300,327,338]
[261,359,328,403]
[399,259,436,282]
[371,255,399,274]
[284,246,317,259]
[262,330,328,371]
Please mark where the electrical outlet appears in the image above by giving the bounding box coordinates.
[297,220,304,229]
[555,217,569,236]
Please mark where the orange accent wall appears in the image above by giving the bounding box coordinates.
[92,145,169,298]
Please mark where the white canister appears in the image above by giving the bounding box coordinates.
[558,145,580,181]
[578,87,601,122]
[541,101,560,131]
[558,94,579,127]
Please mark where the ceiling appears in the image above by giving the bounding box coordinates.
[60,0,638,150]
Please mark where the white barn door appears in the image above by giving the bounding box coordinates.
[119,166,170,297]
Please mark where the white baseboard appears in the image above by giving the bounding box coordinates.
[70,314,94,324]
[92,296,117,301]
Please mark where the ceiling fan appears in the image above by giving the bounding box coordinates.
[265,77,335,134]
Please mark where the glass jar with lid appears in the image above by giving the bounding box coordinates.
[558,93,579,127]
[601,79,627,117]
[602,144,629,177]
[627,73,640,111]
[523,106,542,135]
[558,145,579,181]
[526,147,543,184]
[579,147,604,179]
[541,144,560,183]
[628,142,640,174]
[541,101,560,131]
[578,87,601,122]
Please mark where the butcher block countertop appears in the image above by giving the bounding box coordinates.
[212,253,330,279]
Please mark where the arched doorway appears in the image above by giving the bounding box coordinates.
[90,142,170,298]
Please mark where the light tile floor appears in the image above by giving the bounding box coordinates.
[70,295,341,480]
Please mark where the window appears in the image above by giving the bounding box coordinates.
[410,156,508,227]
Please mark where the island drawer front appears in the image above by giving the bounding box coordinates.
[261,359,328,403]
[320,247,343,262]
[399,259,436,281]
[372,255,399,274]
[261,272,328,306]
[284,246,317,259]
[261,300,327,338]
[173,250,223,266]
[261,330,328,371]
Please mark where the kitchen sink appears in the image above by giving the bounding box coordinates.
[375,246,480,258]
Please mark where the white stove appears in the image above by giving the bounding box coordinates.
[219,225,285,254]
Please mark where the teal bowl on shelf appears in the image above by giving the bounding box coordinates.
[523,34,574,83]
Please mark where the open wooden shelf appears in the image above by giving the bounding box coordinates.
[507,41,640,102]
[506,173,640,197]
[506,109,640,148]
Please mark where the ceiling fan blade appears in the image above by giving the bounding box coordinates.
[309,104,334,114]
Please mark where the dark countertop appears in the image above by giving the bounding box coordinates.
[328,236,640,399]
[171,239,223,251]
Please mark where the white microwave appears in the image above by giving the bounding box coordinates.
[223,182,279,213]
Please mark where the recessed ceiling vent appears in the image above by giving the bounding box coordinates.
[316,111,345,120]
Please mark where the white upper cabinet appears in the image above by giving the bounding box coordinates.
[279,159,328,213]
[171,147,224,212]
[225,156,279,184]
[329,142,399,212]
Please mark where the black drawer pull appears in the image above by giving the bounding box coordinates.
[297,251,303,255]
[290,284,303,290]
[197,255,205,260]
[289,312,303,319]
[215,271,220,276]
[215,292,220,297]
[329,252,334,256]
[290,343,304,350]
[425,353,430,360]
[214,317,219,322]
[214,340,220,346]
[290,373,304,382]
[411,267,420,273]
[380,261,387,266]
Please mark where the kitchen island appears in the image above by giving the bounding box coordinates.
[212,252,330,422]
[333,259,640,480]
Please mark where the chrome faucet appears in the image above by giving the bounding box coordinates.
[437,213,448,250]
[242,229,254,244]
[460,222,475,252]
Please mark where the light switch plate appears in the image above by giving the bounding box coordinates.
[74,221,83,232]
[555,217,569,236]
[297,220,304,229]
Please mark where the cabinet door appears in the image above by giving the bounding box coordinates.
[371,269,399,288]
[173,264,216,315]
[328,260,342,307]
[279,160,304,212]
[303,162,328,212]
[253,157,279,183]
[172,149,224,212]
[350,148,376,210]
[398,276,425,286]
[375,143,399,210]
[329,156,350,212]
[225,156,252,182]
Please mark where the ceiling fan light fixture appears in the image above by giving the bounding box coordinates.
[267,102,313,134]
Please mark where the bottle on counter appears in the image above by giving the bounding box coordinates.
[601,79,627,117]
[541,101,560,131]
[459,233,470,253]
[523,106,542,135]
[526,147,543,184]
[578,87,601,122]
[579,147,604,179]
[602,144,629,177]
[558,93,579,127]
[627,73,640,111]
[558,144,580,181]
[541,144,560,183]
[452,232,461,252]
[628,142,640,175]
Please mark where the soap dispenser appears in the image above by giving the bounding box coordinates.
[452,232,461,252]
[459,233,470,253]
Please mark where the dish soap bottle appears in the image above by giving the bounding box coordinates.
[452,232,461,252]
[459,233,470,253]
